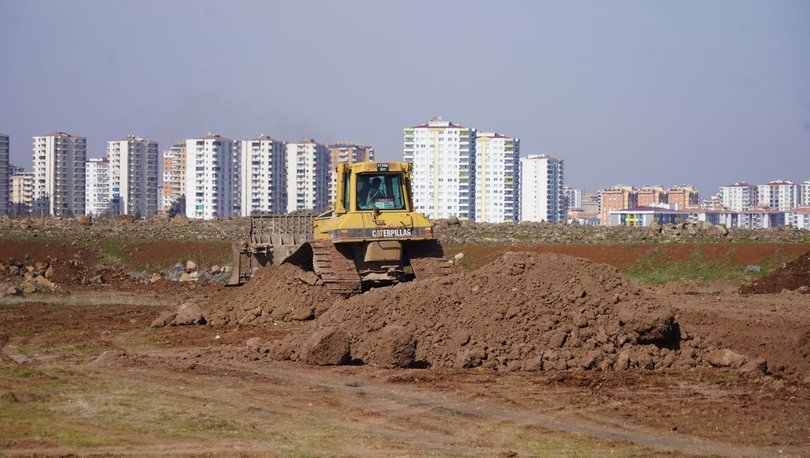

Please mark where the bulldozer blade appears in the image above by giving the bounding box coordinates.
[227,241,271,286]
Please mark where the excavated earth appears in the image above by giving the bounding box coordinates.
[740,251,810,294]
[208,252,760,377]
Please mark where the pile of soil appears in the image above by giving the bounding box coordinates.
[740,252,810,294]
[206,264,335,325]
[265,252,713,372]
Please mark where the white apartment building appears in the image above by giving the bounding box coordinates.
[786,208,810,230]
[107,136,159,218]
[328,142,374,204]
[719,183,757,211]
[802,179,810,207]
[564,187,583,210]
[285,139,329,213]
[185,134,240,220]
[10,171,34,217]
[162,142,186,214]
[33,132,86,217]
[0,134,8,215]
[403,118,476,220]
[474,132,519,223]
[240,136,286,216]
[85,158,110,217]
[520,154,565,223]
[756,180,799,211]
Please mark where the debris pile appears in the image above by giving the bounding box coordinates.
[257,252,723,372]
[206,264,335,326]
[740,251,810,294]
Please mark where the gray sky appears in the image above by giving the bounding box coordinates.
[1,0,808,195]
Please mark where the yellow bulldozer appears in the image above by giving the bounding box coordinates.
[228,161,450,296]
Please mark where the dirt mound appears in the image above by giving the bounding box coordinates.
[267,252,709,372]
[206,264,335,325]
[740,252,810,294]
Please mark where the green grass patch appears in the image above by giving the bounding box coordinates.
[0,368,43,378]
[624,249,751,285]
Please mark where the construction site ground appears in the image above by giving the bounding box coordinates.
[1,236,810,456]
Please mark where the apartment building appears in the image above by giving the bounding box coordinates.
[285,139,329,213]
[786,208,810,230]
[563,187,583,211]
[598,185,637,225]
[520,154,565,223]
[184,134,240,220]
[403,118,476,220]
[107,136,158,218]
[473,132,519,223]
[756,180,799,211]
[240,135,286,216]
[0,134,8,215]
[327,142,374,204]
[85,158,110,217]
[9,170,34,217]
[802,179,810,207]
[719,183,756,211]
[32,132,86,217]
[668,185,699,210]
[637,185,667,207]
[162,142,186,215]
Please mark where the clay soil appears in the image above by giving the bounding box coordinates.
[2,241,810,456]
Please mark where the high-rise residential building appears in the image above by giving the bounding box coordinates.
[285,139,329,213]
[85,158,110,217]
[637,185,667,207]
[162,142,186,215]
[668,185,699,210]
[756,180,799,211]
[240,135,286,216]
[0,134,8,215]
[719,183,757,211]
[185,134,240,220]
[107,136,159,218]
[33,132,86,217]
[520,154,565,223]
[802,179,810,207]
[598,185,637,225]
[582,192,599,215]
[474,132,519,223]
[563,187,583,211]
[9,170,34,217]
[327,142,374,204]
[403,117,476,220]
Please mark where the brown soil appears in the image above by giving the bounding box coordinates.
[740,251,810,294]
[444,242,810,271]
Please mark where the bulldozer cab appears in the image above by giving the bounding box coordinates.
[334,162,413,215]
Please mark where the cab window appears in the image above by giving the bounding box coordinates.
[357,173,405,210]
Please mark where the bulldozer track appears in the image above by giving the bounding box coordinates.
[310,240,362,297]
[406,240,452,279]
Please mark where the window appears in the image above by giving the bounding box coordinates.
[356,173,405,211]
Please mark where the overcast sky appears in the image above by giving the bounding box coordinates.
[1,0,808,194]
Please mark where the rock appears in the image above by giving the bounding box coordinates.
[744,265,762,273]
[246,337,262,350]
[34,275,56,289]
[210,265,221,274]
[150,311,177,328]
[706,349,747,369]
[44,266,54,279]
[223,265,233,273]
[149,273,161,283]
[185,260,197,272]
[374,325,416,369]
[178,272,192,282]
[297,271,319,286]
[289,306,315,321]
[617,304,677,345]
[172,301,206,325]
[4,286,20,297]
[797,286,810,294]
[301,327,350,366]
[712,224,729,236]
[22,281,37,294]
[453,252,465,261]
[740,358,768,376]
